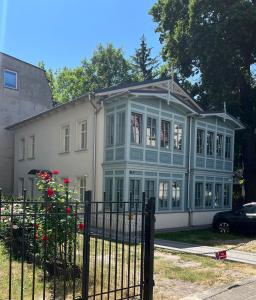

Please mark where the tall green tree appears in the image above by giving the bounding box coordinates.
[150,0,256,200]
[131,35,159,81]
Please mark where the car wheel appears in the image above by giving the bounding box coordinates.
[217,220,230,234]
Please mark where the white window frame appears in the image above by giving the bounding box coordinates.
[173,124,183,151]
[78,177,86,202]
[159,180,169,210]
[206,131,214,156]
[4,69,17,89]
[60,125,70,153]
[19,178,25,196]
[106,114,115,146]
[19,138,25,160]
[116,111,126,145]
[225,136,232,159]
[131,112,142,145]
[160,120,170,149]
[146,116,157,147]
[214,183,222,208]
[196,129,205,155]
[172,181,182,210]
[205,182,213,208]
[195,182,204,209]
[216,133,224,158]
[79,120,87,150]
[28,135,35,159]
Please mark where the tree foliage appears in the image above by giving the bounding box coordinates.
[150,0,256,200]
[131,35,159,81]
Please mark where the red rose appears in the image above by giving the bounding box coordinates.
[66,207,71,214]
[52,170,60,175]
[39,172,51,182]
[47,188,54,198]
[78,223,85,231]
[35,233,39,240]
[63,178,70,184]
[42,235,48,242]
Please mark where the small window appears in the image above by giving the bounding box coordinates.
[19,138,25,160]
[106,115,115,146]
[145,180,155,201]
[216,134,223,158]
[79,121,87,150]
[78,177,86,202]
[173,124,183,151]
[4,70,17,89]
[160,120,170,149]
[115,178,124,209]
[159,181,168,209]
[225,136,232,159]
[215,183,222,208]
[207,131,214,156]
[105,178,113,210]
[196,129,205,155]
[61,126,70,153]
[205,183,213,208]
[195,182,203,208]
[19,178,25,196]
[131,113,142,144]
[172,181,181,209]
[146,117,157,147]
[224,183,231,208]
[116,111,125,145]
[28,135,35,158]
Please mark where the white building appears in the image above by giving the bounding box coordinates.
[6,79,244,229]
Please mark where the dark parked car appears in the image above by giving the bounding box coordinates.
[212,203,256,234]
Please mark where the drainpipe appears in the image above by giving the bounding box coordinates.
[187,114,194,227]
[89,94,103,202]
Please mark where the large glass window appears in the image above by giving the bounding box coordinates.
[146,117,157,147]
[195,182,204,208]
[28,135,35,158]
[215,183,222,208]
[19,138,25,160]
[145,180,155,201]
[116,111,125,145]
[105,178,113,209]
[207,131,214,156]
[205,183,213,208]
[196,129,205,155]
[129,179,140,209]
[160,120,170,149]
[106,115,114,146]
[159,181,168,209]
[131,113,142,144]
[224,184,231,207]
[216,134,223,158]
[173,124,183,151]
[116,178,124,209]
[61,125,70,153]
[172,181,181,209]
[4,70,17,89]
[225,136,232,159]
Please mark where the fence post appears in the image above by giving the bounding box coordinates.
[143,197,155,300]
[82,190,92,300]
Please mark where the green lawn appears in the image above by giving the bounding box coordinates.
[155,228,256,250]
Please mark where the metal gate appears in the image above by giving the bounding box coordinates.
[0,190,155,300]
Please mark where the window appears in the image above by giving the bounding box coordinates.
[195,182,203,208]
[225,136,232,159]
[216,134,223,158]
[196,129,205,155]
[61,126,70,153]
[28,135,35,158]
[116,111,125,145]
[160,120,170,149]
[129,179,140,209]
[146,117,156,147]
[29,178,35,200]
[78,121,87,150]
[173,124,183,151]
[19,178,24,196]
[19,138,25,160]
[205,183,213,208]
[78,177,86,202]
[131,113,142,144]
[172,181,181,209]
[4,70,17,89]
[115,178,124,209]
[105,178,113,210]
[224,184,231,208]
[207,132,214,156]
[159,181,168,209]
[215,183,222,208]
[106,115,114,146]
[145,180,155,201]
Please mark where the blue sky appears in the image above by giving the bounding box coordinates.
[0,0,161,70]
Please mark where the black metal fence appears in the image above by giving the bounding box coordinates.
[0,189,155,300]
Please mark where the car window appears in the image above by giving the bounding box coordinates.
[243,205,256,214]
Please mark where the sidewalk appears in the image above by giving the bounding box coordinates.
[155,239,256,265]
